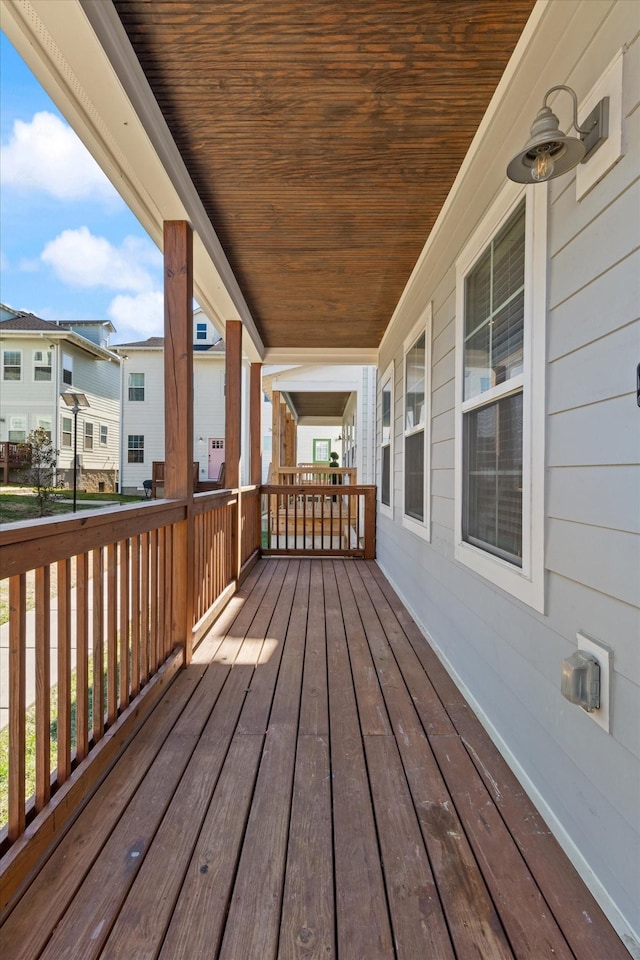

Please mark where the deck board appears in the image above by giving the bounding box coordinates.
[0,559,629,960]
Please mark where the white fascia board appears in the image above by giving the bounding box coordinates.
[264,347,379,365]
[297,417,344,427]
[1,0,264,363]
[271,377,360,393]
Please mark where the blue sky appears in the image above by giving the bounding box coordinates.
[0,32,164,345]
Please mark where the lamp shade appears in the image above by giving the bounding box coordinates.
[507,104,586,183]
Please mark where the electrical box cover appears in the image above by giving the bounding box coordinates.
[561,651,600,713]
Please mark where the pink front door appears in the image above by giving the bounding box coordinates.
[208,438,225,479]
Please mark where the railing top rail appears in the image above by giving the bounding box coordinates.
[262,483,375,494]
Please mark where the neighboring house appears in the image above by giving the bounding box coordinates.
[0,308,121,491]
[114,313,245,493]
[263,364,376,482]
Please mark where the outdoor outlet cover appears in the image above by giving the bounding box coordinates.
[576,632,611,733]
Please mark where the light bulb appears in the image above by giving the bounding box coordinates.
[531,151,554,182]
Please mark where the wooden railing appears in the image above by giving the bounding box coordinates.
[0,491,251,903]
[262,484,376,559]
[273,466,357,486]
[240,486,261,570]
[0,479,374,903]
[0,442,31,483]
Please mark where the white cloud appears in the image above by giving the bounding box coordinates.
[0,111,120,204]
[41,227,161,293]
[108,291,164,340]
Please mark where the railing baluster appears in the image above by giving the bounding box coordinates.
[8,574,26,842]
[57,558,72,783]
[35,566,51,811]
[119,538,130,711]
[140,532,150,686]
[92,547,104,742]
[76,553,89,762]
[106,542,118,725]
[150,528,159,675]
[131,535,140,698]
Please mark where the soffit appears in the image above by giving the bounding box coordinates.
[113,0,535,354]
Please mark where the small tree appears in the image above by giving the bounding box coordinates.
[23,427,58,517]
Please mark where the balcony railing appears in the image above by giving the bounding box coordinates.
[0,442,31,484]
[0,480,373,905]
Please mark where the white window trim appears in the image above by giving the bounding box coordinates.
[33,349,53,381]
[454,181,546,612]
[3,349,22,382]
[402,303,432,541]
[379,361,394,519]
[62,353,73,385]
[84,420,94,451]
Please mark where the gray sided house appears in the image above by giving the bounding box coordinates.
[376,2,639,945]
[1,0,638,951]
[0,310,121,491]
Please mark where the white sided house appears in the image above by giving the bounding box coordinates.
[114,314,241,494]
[0,309,121,491]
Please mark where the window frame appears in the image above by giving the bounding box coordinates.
[128,372,145,402]
[454,182,546,612]
[9,416,26,442]
[378,362,394,519]
[33,349,53,381]
[62,353,73,386]
[3,350,22,382]
[196,322,207,341]
[100,424,108,446]
[402,304,432,541]
[37,417,52,441]
[84,421,94,451]
[128,434,144,464]
[61,416,72,447]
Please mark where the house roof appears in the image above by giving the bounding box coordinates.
[0,314,62,333]
[0,315,118,361]
[113,337,225,353]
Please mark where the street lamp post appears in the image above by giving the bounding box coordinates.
[61,390,90,512]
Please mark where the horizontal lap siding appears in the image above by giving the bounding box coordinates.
[376,0,639,940]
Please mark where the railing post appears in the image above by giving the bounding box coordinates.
[364,486,376,560]
[250,362,263,554]
[164,220,194,664]
[225,320,243,580]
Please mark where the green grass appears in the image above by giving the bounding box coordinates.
[0,658,101,828]
[0,490,139,524]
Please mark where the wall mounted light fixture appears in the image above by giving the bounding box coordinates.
[507,85,609,183]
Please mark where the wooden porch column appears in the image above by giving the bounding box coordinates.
[163,220,194,663]
[250,363,262,486]
[271,389,281,480]
[225,320,243,579]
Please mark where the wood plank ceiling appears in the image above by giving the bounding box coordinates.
[114,1,535,354]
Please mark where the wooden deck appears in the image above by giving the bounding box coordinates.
[0,559,628,960]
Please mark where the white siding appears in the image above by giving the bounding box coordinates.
[120,348,226,491]
[376,1,639,944]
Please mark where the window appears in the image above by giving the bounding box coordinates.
[62,416,72,447]
[37,417,52,441]
[3,350,21,381]
[128,435,144,463]
[403,306,432,539]
[84,421,94,450]
[34,350,52,381]
[9,417,26,442]
[312,439,330,463]
[379,363,394,517]
[62,354,73,385]
[100,424,108,445]
[196,322,207,340]
[128,372,145,401]
[455,184,546,611]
